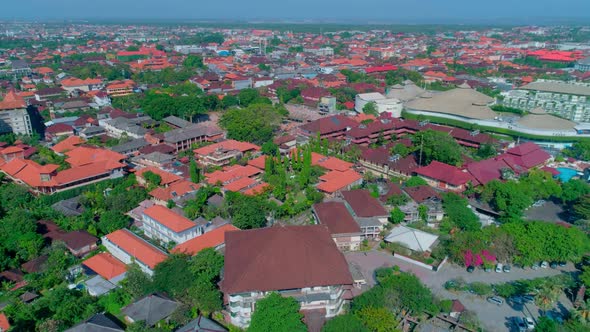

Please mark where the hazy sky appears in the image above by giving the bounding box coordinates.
[3,0,590,22]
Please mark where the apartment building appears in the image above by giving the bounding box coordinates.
[141,205,200,245]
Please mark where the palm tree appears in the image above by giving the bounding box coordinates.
[571,300,590,325]
[535,282,562,312]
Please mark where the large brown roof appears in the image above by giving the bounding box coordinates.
[222,225,353,294]
[341,190,388,218]
[313,201,362,234]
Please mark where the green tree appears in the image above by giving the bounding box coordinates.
[390,143,410,157]
[226,193,268,229]
[535,317,558,332]
[219,104,284,144]
[563,139,590,161]
[481,180,533,222]
[261,141,279,155]
[574,195,590,220]
[122,264,154,299]
[561,179,590,204]
[405,176,427,187]
[322,314,369,332]
[363,102,379,116]
[413,130,463,166]
[248,293,307,332]
[183,55,205,69]
[97,211,130,235]
[153,254,195,298]
[355,307,399,332]
[387,194,409,207]
[189,157,201,183]
[389,207,405,224]
[442,192,480,231]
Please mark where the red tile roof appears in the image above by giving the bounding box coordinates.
[317,169,362,194]
[143,205,196,233]
[64,147,126,168]
[300,115,358,136]
[341,189,388,217]
[149,180,200,202]
[205,165,261,185]
[0,312,9,331]
[136,166,182,186]
[172,224,239,256]
[313,201,361,234]
[194,139,260,156]
[247,155,267,170]
[104,229,167,270]
[311,153,353,172]
[221,225,353,294]
[414,161,473,187]
[404,185,440,203]
[243,182,270,196]
[46,123,74,135]
[51,136,86,153]
[83,253,127,280]
[0,90,26,110]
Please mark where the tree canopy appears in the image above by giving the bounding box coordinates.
[219,104,285,145]
[248,293,307,332]
[413,130,463,166]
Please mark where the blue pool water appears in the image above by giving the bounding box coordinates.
[557,167,578,182]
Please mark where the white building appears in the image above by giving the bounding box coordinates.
[355,92,403,117]
[0,90,36,135]
[102,229,168,276]
[142,205,200,245]
[502,80,590,122]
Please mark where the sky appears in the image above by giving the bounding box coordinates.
[2,0,590,23]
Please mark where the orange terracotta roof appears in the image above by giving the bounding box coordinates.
[60,77,103,87]
[317,169,362,194]
[82,252,127,280]
[243,182,270,196]
[311,152,353,172]
[0,312,9,331]
[51,136,86,153]
[222,176,257,192]
[149,180,200,202]
[136,166,182,186]
[194,139,260,156]
[0,90,26,110]
[205,165,261,185]
[104,229,167,269]
[172,224,239,256]
[143,205,196,233]
[1,146,24,154]
[52,160,125,185]
[65,147,126,167]
[247,155,267,170]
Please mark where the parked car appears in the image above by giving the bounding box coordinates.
[541,261,549,268]
[550,262,558,269]
[558,262,567,267]
[487,296,504,306]
[484,266,492,272]
[495,263,504,273]
[524,316,535,330]
[513,317,527,332]
[467,265,475,273]
[503,265,511,273]
[510,296,524,305]
[531,263,540,270]
[523,295,535,303]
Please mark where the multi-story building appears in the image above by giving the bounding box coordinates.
[0,90,43,135]
[221,226,354,328]
[575,57,590,72]
[102,229,168,276]
[193,140,260,167]
[354,92,403,117]
[141,205,200,245]
[312,201,363,251]
[502,80,590,122]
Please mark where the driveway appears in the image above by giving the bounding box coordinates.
[345,251,576,332]
[524,201,567,223]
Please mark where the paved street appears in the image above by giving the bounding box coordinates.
[346,251,577,332]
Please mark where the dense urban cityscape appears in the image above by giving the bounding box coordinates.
[0,12,590,332]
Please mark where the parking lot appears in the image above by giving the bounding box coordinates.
[345,251,577,332]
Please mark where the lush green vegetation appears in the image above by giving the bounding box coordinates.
[491,104,527,115]
[249,293,307,332]
[413,129,463,166]
[219,103,286,145]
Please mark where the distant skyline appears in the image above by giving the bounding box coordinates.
[3,0,590,24]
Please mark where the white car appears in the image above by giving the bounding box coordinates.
[524,317,535,330]
[541,261,549,268]
[495,263,504,273]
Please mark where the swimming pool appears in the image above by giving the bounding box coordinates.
[556,167,578,182]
